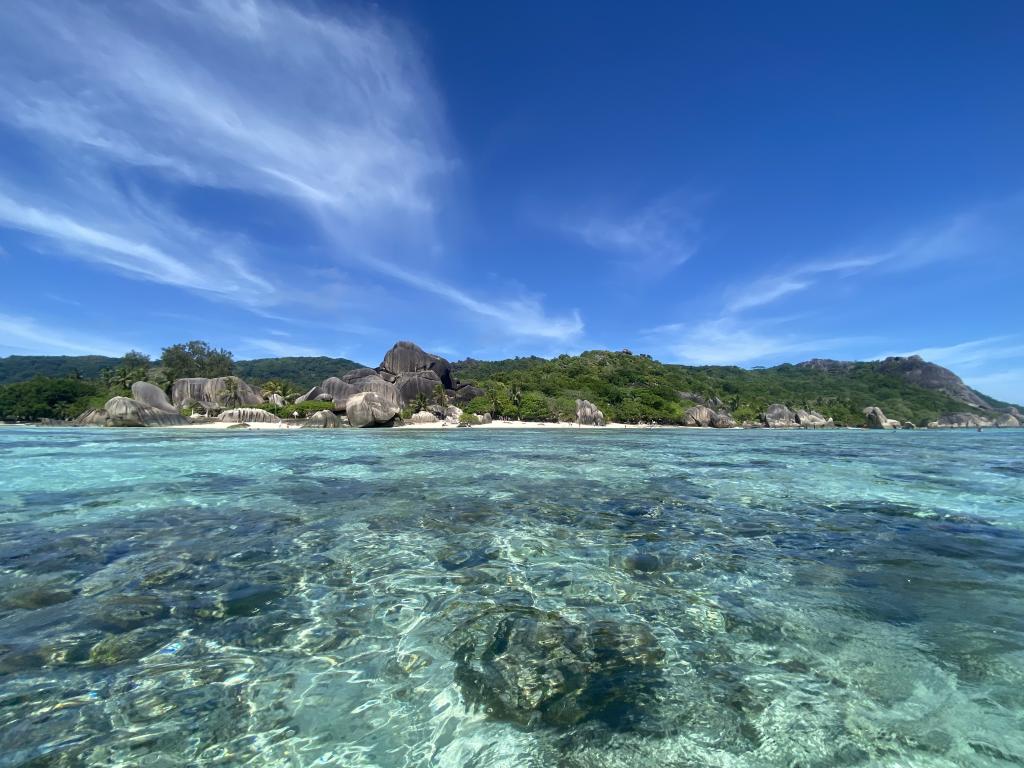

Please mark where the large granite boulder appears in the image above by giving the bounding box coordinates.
[576,399,606,426]
[794,409,831,428]
[219,408,281,424]
[171,376,263,409]
[683,405,716,427]
[452,384,486,405]
[295,386,331,404]
[339,370,401,411]
[302,410,345,428]
[130,382,177,413]
[394,370,443,405]
[346,392,400,428]
[379,341,454,389]
[993,413,1021,427]
[266,393,286,407]
[762,404,797,428]
[450,606,664,729]
[444,405,464,425]
[76,396,188,427]
[863,406,900,429]
[320,377,360,403]
[409,410,439,424]
[711,411,737,428]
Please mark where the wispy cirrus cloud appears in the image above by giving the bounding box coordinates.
[879,335,1024,370]
[564,192,702,273]
[648,316,867,366]
[0,0,580,341]
[0,313,130,357]
[724,205,1004,314]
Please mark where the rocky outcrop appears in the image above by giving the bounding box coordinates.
[130,381,177,413]
[379,341,454,389]
[395,370,443,405]
[346,392,400,428]
[903,421,917,429]
[219,408,281,424]
[576,399,606,426]
[171,376,263,409]
[927,412,1021,428]
[711,411,737,428]
[683,405,716,427]
[794,409,832,428]
[679,392,724,409]
[295,386,331,404]
[337,370,400,411]
[302,410,345,428]
[878,355,991,410]
[863,406,900,429]
[762,404,797,428]
[266,393,286,407]
[452,384,486,405]
[444,405,464,425]
[75,396,188,427]
[993,413,1021,428]
[409,410,439,424]
[320,377,360,404]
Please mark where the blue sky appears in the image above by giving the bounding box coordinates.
[0,1,1022,402]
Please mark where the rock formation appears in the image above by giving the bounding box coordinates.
[877,355,991,410]
[218,408,281,424]
[863,406,900,429]
[75,396,188,427]
[320,377,360,404]
[444,405,464,425]
[576,399,606,426]
[394,370,444,405]
[380,340,454,389]
[762,404,797,428]
[339,369,401,411]
[295,387,331,404]
[266,393,286,407]
[302,410,345,428]
[346,391,400,428]
[794,409,832,428]
[683,405,716,427]
[409,410,439,424]
[171,376,263,409]
[711,411,737,428]
[130,381,177,413]
[449,606,664,728]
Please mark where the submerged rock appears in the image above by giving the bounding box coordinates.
[450,606,664,729]
[346,391,400,428]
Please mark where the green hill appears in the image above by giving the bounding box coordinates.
[0,355,120,384]
[453,350,1013,427]
[233,356,364,390]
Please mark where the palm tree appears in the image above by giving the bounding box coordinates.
[412,393,428,413]
[509,383,523,420]
[433,384,448,411]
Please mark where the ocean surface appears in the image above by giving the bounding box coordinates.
[1,426,1023,767]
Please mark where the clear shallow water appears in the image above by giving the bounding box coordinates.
[1,427,1023,768]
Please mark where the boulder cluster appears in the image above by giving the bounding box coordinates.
[758,404,833,429]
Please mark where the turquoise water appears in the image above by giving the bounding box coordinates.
[1,427,1023,767]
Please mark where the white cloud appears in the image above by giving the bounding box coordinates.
[241,337,325,358]
[566,193,701,272]
[0,313,129,357]
[0,0,575,341]
[880,336,1024,370]
[723,207,998,314]
[662,317,861,366]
